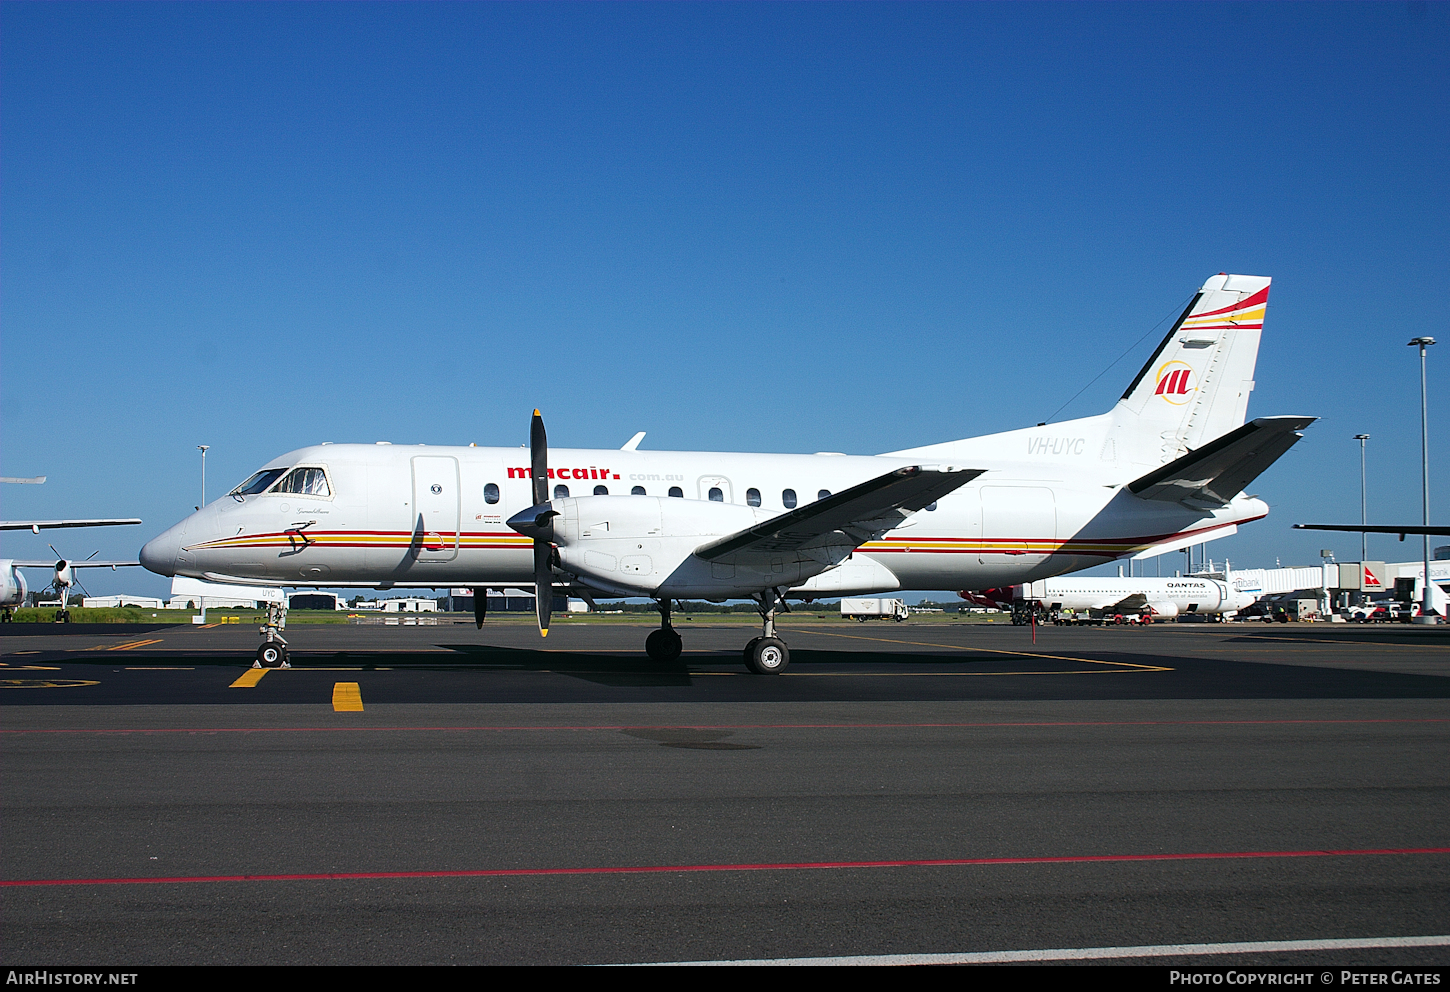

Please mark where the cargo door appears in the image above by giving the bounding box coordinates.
[412,456,460,561]
[979,486,1056,568]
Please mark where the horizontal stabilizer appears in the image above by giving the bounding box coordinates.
[1294,523,1450,538]
[1,519,142,531]
[10,560,140,569]
[1128,416,1315,506]
[696,465,983,563]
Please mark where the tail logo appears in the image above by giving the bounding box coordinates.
[1153,361,1195,405]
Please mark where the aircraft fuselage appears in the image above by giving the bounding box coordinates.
[140,438,1265,598]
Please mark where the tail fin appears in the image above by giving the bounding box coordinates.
[1111,274,1270,465]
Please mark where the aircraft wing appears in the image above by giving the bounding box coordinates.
[1,519,142,532]
[695,465,983,564]
[1295,524,1450,537]
[1106,593,1149,612]
[10,560,140,569]
[1128,416,1315,506]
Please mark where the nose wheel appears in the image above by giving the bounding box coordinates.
[255,643,289,668]
[252,602,291,669]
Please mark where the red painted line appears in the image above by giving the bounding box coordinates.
[2,718,1445,736]
[5,847,1447,889]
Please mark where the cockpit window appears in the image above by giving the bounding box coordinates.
[230,469,287,496]
[272,467,331,497]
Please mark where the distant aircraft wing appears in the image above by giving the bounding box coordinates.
[1106,593,1149,612]
[1128,416,1315,506]
[10,560,141,569]
[1294,524,1450,537]
[0,519,142,532]
[695,465,983,565]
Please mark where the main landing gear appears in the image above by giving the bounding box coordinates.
[253,602,291,669]
[645,599,683,662]
[742,588,790,675]
[641,590,791,674]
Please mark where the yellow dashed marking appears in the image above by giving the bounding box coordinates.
[230,669,270,688]
[332,682,363,711]
[0,679,99,689]
[88,639,164,652]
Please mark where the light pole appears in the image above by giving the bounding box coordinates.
[1408,337,1436,623]
[1354,434,1370,566]
[197,445,210,509]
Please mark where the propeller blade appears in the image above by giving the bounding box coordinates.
[473,586,486,629]
[534,540,553,637]
[530,409,549,506]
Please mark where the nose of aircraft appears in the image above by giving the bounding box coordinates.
[139,523,184,577]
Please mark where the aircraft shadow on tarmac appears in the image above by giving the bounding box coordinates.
[429,641,1156,687]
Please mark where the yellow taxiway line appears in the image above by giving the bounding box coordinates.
[229,669,269,688]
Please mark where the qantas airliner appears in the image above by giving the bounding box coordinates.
[141,273,1314,672]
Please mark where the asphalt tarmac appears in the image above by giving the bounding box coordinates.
[3,618,1449,965]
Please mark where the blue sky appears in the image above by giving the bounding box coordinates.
[2,2,1446,599]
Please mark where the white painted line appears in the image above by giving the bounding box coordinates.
[635,934,1450,966]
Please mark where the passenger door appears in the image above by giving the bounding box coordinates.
[697,475,733,503]
[412,456,460,561]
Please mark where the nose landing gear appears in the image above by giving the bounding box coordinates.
[253,602,290,668]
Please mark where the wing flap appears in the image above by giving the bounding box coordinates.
[696,465,983,564]
[1128,416,1315,506]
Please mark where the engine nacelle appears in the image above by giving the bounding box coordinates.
[0,561,28,607]
[519,495,849,598]
[1144,599,1179,618]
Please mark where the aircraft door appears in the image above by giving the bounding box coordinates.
[979,486,1057,568]
[412,456,460,561]
[697,475,733,503]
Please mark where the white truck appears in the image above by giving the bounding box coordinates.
[840,598,909,622]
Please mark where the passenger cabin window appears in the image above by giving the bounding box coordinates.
[484,483,500,504]
[230,468,286,496]
[273,467,331,497]
[594,485,609,496]
[746,488,761,507]
[631,486,646,496]
[554,484,570,499]
[817,489,831,501]
[782,489,797,509]
[708,487,724,502]
[669,486,684,498]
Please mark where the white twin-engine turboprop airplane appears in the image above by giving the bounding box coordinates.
[141,273,1313,672]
